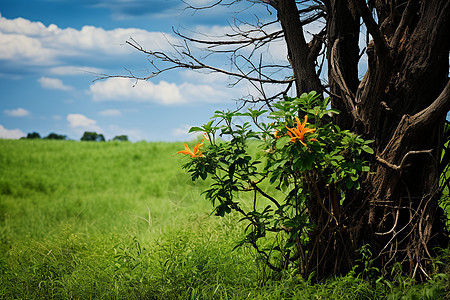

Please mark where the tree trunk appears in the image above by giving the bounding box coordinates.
[305,0,449,281]
[327,0,360,130]
[276,0,323,96]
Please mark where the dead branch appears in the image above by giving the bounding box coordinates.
[376,150,433,171]
[94,38,295,86]
[182,0,222,11]
[174,28,284,49]
[350,0,391,60]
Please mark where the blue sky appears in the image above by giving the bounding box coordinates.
[0,0,282,141]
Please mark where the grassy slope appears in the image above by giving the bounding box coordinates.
[0,139,448,299]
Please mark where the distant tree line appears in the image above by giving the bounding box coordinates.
[22,131,128,142]
[22,132,67,140]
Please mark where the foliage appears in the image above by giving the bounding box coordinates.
[44,133,67,140]
[22,132,41,139]
[440,121,450,229]
[113,135,129,142]
[179,91,374,276]
[80,131,105,142]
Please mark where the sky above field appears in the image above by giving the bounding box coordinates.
[1,1,448,141]
[0,0,283,141]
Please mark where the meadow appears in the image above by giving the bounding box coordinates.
[0,139,448,299]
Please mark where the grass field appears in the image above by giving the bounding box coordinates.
[0,139,448,299]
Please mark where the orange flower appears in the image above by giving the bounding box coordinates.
[177,139,205,158]
[285,115,316,146]
[274,129,282,139]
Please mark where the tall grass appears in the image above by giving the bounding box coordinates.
[0,139,448,299]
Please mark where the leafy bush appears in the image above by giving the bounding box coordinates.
[178,91,374,276]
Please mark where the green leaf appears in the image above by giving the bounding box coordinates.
[361,145,374,154]
[276,136,291,149]
[332,155,344,161]
[203,120,215,132]
[269,110,285,117]
[188,126,204,133]
[362,166,370,172]
[328,108,341,115]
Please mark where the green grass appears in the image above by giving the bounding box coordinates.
[0,139,448,299]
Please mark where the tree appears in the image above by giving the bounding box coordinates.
[23,132,41,139]
[103,0,449,281]
[112,135,129,142]
[44,133,67,140]
[80,131,105,142]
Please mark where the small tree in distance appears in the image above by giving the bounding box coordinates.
[81,131,105,142]
[23,132,41,139]
[44,133,67,140]
[112,135,129,142]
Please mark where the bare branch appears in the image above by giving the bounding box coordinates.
[350,0,391,59]
[376,150,433,171]
[182,0,223,11]
[175,28,283,46]
[94,38,295,86]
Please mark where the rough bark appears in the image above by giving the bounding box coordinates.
[317,0,450,281]
[269,0,449,281]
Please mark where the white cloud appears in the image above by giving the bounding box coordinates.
[4,107,30,117]
[38,77,73,91]
[67,113,102,133]
[99,109,122,116]
[0,124,25,139]
[89,76,243,105]
[90,78,183,104]
[0,14,179,68]
[0,14,53,36]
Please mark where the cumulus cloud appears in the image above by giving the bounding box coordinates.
[38,77,73,91]
[0,14,179,69]
[90,78,182,104]
[67,113,102,132]
[0,124,25,139]
[99,109,121,116]
[89,76,243,105]
[4,107,30,117]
